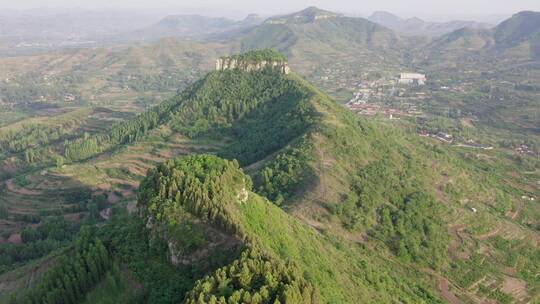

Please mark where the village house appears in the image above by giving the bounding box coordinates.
[435,132,453,143]
[64,94,76,102]
[398,73,427,85]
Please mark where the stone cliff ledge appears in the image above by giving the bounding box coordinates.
[215,49,290,74]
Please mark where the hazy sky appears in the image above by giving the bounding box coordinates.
[0,0,539,20]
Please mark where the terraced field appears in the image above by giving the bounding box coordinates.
[0,127,225,244]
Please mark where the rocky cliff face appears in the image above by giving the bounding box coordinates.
[216,57,290,74]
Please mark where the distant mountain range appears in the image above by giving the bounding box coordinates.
[235,7,411,96]
[241,7,404,51]
[264,6,342,24]
[127,14,264,41]
[427,11,540,59]
[0,10,166,46]
[368,11,493,36]
[494,11,540,54]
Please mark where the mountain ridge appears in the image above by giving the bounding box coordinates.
[425,10,540,59]
[125,14,263,41]
[368,10,493,36]
[264,7,342,25]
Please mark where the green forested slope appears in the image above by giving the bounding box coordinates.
[6,50,539,304]
[135,154,442,303]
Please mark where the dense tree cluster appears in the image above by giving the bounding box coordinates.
[100,215,206,303]
[185,247,318,304]
[217,77,317,165]
[256,140,313,205]
[167,67,314,141]
[63,89,185,161]
[0,109,89,164]
[0,124,64,154]
[22,227,111,304]
[0,217,77,274]
[139,155,251,234]
[376,192,448,268]
[64,136,103,161]
[334,158,449,268]
[224,49,288,63]
[137,154,319,303]
[20,216,75,243]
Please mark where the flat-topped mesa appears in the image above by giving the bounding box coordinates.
[215,49,290,74]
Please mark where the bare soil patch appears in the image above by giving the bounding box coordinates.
[7,233,22,244]
[108,192,120,204]
[438,276,462,304]
[2,159,17,175]
[127,201,138,214]
[501,276,528,303]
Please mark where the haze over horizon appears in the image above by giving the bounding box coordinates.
[0,0,539,22]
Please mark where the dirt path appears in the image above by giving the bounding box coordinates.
[425,269,487,304]
[448,224,473,259]
[508,203,523,220]
[438,276,462,304]
[7,233,22,244]
[5,179,43,196]
[2,159,17,175]
[477,227,501,240]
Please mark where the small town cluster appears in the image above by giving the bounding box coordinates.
[345,72,427,119]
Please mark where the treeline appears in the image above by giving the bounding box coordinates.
[168,69,306,138]
[21,227,111,304]
[185,247,318,304]
[20,216,75,243]
[0,124,65,154]
[376,192,448,268]
[0,108,91,166]
[64,65,315,164]
[113,70,196,93]
[62,88,186,161]
[138,155,251,235]
[0,110,89,154]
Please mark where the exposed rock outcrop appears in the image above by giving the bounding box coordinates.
[216,57,290,74]
[167,224,242,266]
[264,6,341,25]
